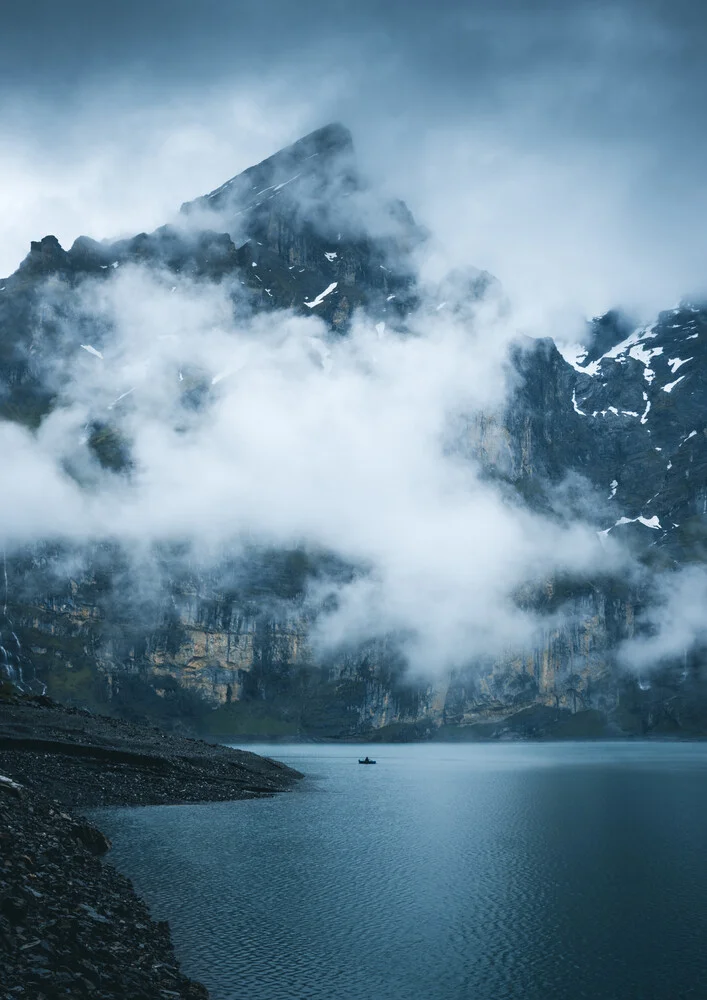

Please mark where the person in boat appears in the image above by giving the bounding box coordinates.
[362,756,372,763]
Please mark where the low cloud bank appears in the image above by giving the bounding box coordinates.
[619,567,707,675]
[0,261,617,673]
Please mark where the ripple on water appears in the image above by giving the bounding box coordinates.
[96,742,707,1000]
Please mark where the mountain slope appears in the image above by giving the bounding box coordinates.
[2,124,707,739]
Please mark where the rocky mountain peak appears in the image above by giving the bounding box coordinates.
[18,234,69,276]
[180,122,357,223]
[5,122,707,739]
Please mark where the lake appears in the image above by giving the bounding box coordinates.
[95,742,707,1000]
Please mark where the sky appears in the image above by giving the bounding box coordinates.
[2,0,707,324]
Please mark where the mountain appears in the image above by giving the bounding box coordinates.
[2,123,707,740]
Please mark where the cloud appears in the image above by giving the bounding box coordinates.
[0,82,340,276]
[2,0,705,679]
[618,566,707,674]
[0,258,619,673]
[3,0,707,322]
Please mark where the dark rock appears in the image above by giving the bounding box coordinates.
[1,123,707,741]
[0,700,300,997]
[1,895,28,925]
[71,823,111,856]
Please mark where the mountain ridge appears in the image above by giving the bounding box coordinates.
[1,124,707,740]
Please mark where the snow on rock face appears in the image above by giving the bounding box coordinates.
[608,480,618,499]
[324,252,338,261]
[80,344,103,359]
[629,343,663,366]
[663,375,686,393]
[304,282,338,309]
[614,514,661,530]
[600,512,662,536]
[571,389,587,415]
[680,430,698,445]
[565,321,661,378]
[558,343,589,372]
[640,392,651,425]
[667,356,692,373]
[107,387,135,410]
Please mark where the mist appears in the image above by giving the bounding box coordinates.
[0,250,622,674]
[619,566,707,675]
[2,0,705,680]
[3,0,707,324]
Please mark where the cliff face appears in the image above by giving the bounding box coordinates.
[2,124,707,739]
[4,559,664,739]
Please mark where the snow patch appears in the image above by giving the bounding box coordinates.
[608,479,618,499]
[615,514,661,530]
[571,389,587,415]
[667,356,692,373]
[570,322,659,377]
[304,282,338,309]
[663,375,686,393]
[629,343,663,366]
[80,344,103,359]
[556,343,588,371]
[107,387,135,409]
[640,392,651,425]
[324,252,338,261]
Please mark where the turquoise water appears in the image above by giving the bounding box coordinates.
[96,742,707,1000]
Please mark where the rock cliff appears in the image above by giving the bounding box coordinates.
[2,124,706,739]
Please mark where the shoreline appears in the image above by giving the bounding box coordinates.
[0,694,302,998]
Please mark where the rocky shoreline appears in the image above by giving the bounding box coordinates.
[0,694,302,999]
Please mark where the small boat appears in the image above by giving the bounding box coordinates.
[358,757,376,764]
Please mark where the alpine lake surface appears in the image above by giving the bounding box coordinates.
[94,742,707,1000]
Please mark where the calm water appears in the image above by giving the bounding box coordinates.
[95,742,707,1000]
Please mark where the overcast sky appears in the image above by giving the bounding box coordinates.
[2,0,706,322]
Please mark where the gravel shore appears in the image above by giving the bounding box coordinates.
[0,694,302,999]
